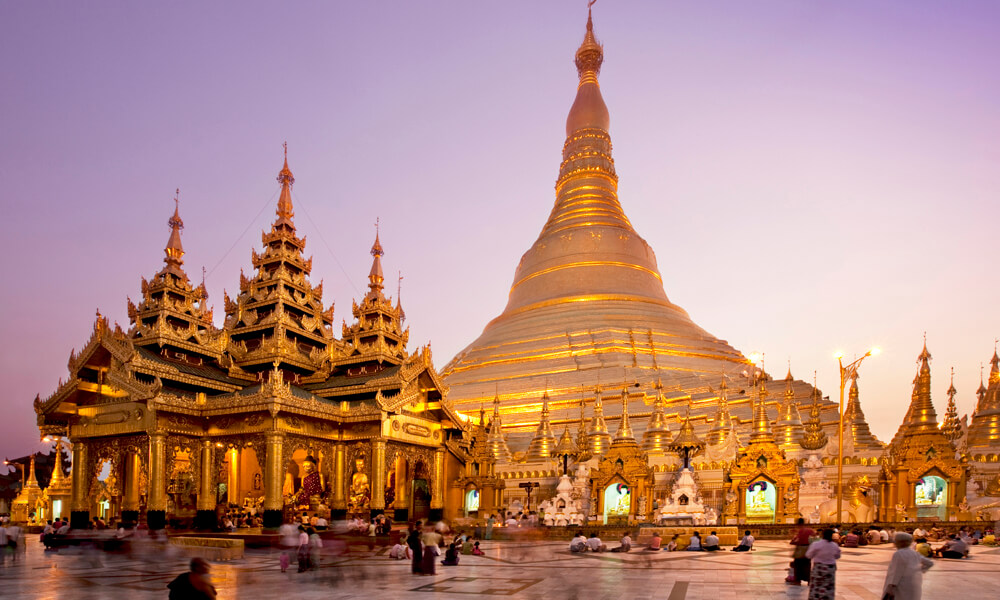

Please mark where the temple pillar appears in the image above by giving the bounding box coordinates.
[195,439,216,529]
[122,452,140,524]
[370,439,386,518]
[147,433,167,530]
[227,448,240,506]
[393,456,408,522]
[331,443,346,519]
[70,440,90,529]
[263,432,285,528]
[430,447,445,521]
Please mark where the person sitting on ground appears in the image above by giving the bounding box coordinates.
[686,531,703,551]
[389,541,410,560]
[168,557,217,600]
[732,530,754,552]
[842,530,860,548]
[915,538,932,558]
[982,531,996,545]
[56,520,70,535]
[586,532,607,553]
[866,527,881,545]
[472,541,484,556]
[504,514,518,527]
[461,537,474,555]
[610,532,632,552]
[880,527,890,544]
[935,534,968,559]
[704,531,720,551]
[646,531,662,551]
[667,534,680,552]
[570,532,588,553]
[441,542,460,566]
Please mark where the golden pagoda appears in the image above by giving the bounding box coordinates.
[11,454,45,523]
[940,368,963,443]
[525,392,557,461]
[879,341,968,521]
[486,393,513,464]
[440,6,827,449]
[35,151,473,530]
[641,379,673,456]
[773,369,804,450]
[706,376,734,447]
[585,383,614,457]
[842,373,884,452]
[799,384,829,452]
[967,350,1000,453]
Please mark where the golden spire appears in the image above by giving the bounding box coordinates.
[24,453,41,491]
[526,390,557,461]
[366,219,385,299]
[977,363,988,404]
[903,338,939,433]
[800,373,828,451]
[941,367,962,441]
[669,402,704,468]
[706,375,733,446]
[613,383,635,442]
[556,426,577,457]
[991,343,1000,385]
[750,376,775,444]
[163,188,185,272]
[565,0,609,136]
[275,142,295,225]
[842,372,881,450]
[486,390,512,463]
[968,345,1000,450]
[774,367,804,449]
[586,382,613,457]
[643,377,673,455]
[575,388,588,453]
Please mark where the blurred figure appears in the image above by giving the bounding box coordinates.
[168,557,217,600]
[420,523,443,575]
[441,542,460,566]
[407,521,423,574]
[883,532,933,600]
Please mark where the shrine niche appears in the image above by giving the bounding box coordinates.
[589,443,652,524]
[725,441,800,525]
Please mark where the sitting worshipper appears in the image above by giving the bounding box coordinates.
[883,532,934,600]
[929,525,945,541]
[866,528,881,545]
[610,532,632,553]
[389,542,411,560]
[586,532,607,553]
[732,530,755,552]
[982,532,996,545]
[915,538,932,558]
[935,534,968,559]
[831,527,841,543]
[686,531,703,551]
[505,515,518,527]
[704,531,721,551]
[666,534,680,552]
[972,529,983,543]
[880,528,890,543]
[472,541,484,556]
[913,526,927,538]
[441,542,460,566]
[461,538,474,555]
[168,557,217,600]
[841,530,860,548]
[646,532,662,551]
[570,532,589,553]
[56,521,70,535]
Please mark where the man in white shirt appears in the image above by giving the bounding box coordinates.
[586,533,606,552]
[56,522,70,535]
[611,532,632,552]
[686,531,703,551]
[505,516,518,527]
[913,527,927,538]
[704,531,720,551]
[570,532,588,553]
[880,528,890,543]
[316,516,328,529]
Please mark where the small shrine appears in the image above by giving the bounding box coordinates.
[724,379,800,524]
[655,411,715,524]
[587,386,653,524]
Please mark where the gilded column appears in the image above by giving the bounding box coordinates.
[263,432,285,528]
[70,440,89,529]
[431,447,446,518]
[332,443,346,516]
[370,439,386,514]
[195,439,215,529]
[147,433,167,530]
[122,453,139,513]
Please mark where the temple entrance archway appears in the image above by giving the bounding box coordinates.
[464,486,480,518]
[411,459,430,521]
[915,475,948,520]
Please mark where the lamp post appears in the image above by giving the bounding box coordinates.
[835,347,880,521]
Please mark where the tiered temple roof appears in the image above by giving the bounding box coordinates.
[967,350,1000,452]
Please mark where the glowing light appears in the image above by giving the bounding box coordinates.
[215,442,224,448]
[870,347,881,356]
[748,352,762,365]
[834,351,844,359]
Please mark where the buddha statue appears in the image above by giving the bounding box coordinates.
[349,457,371,511]
[296,455,324,507]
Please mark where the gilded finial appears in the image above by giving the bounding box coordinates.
[164,191,185,268]
[275,143,295,222]
[371,218,384,258]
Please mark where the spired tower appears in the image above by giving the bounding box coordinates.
[441,8,822,448]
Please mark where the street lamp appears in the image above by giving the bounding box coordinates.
[836,347,880,520]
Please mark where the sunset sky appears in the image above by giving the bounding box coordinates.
[1,1,998,467]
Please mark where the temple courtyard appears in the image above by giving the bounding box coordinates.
[2,537,998,599]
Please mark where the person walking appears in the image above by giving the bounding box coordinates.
[407,522,424,575]
[295,525,310,573]
[168,557,217,600]
[805,529,841,600]
[883,532,933,600]
[788,518,815,585]
[420,523,443,576]
[485,514,495,540]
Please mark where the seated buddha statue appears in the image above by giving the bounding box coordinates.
[349,457,371,511]
[296,456,324,507]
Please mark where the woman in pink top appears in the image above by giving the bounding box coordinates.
[805,529,841,600]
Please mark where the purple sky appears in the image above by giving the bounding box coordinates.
[2,1,998,468]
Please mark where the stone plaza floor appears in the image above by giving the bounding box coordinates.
[1,536,998,599]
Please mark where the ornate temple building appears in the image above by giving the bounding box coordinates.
[33,153,492,529]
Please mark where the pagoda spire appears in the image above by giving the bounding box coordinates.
[486,390,512,463]
[967,345,1000,450]
[275,141,295,225]
[586,382,613,457]
[774,366,804,449]
[526,390,557,461]
[367,220,385,300]
[164,188,185,273]
[706,375,733,446]
[642,377,672,455]
[669,402,704,469]
[842,372,882,450]
[941,367,962,441]
[24,453,41,491]
[750,377,775,444]
[800,377,829,451]
[613,383,635,442]
[903,338,939,434]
